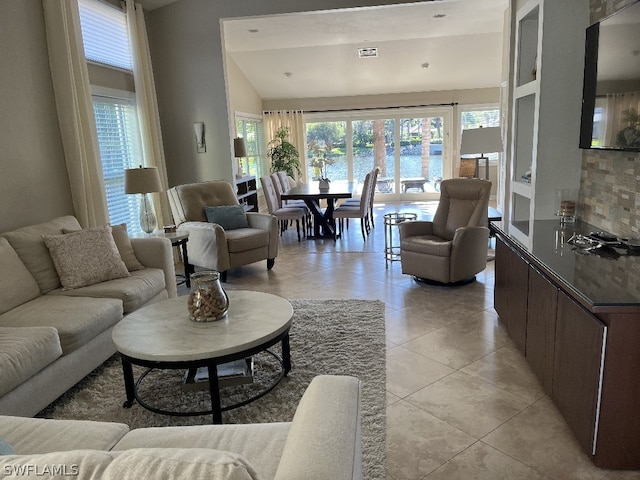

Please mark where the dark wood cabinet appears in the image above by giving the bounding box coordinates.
[552,292,605,457]
[492,223,640,469]
[526,266,558,394]
[494,238,529,354]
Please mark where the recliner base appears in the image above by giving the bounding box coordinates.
[412,275,476,287]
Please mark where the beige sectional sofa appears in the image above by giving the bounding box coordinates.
[0,375,362,480]
[0,216,177,417]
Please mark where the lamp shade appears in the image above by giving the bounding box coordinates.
[124,166,162,194]
[460,127,503,155]
[233,137,247,158]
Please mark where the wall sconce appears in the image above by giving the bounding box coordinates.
[193,122,206,153]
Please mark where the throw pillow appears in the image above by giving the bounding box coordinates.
[62,224,145,272]
[0,438,14,455]
[110,224,146,271]
[205,205,249,230]
[1,215,82,293]
[43,225,130,290]
[0,238,41,315]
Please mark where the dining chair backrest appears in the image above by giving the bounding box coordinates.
[270,173,285,206]
[356,172,372,214]
[260,175,281,214]
[357,170,374,211]
[276,171,291,192]
[368,168,379,206]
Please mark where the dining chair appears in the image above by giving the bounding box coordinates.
[260,175,307,242]
[341,167,378,230]
[270,172,312,235]
[333,171,372,240]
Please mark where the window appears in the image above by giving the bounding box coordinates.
[304,107,451,197]
[93,90,145,234]
[460,106,501,162]
[79,0,146,234]
[235,116,265,179]
[78,0,132,71]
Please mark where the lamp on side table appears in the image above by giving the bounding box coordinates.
[125,166,162,235]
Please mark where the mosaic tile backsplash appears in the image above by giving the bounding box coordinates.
[578,0,640,239]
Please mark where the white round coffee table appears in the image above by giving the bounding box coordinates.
[112,290,293,423]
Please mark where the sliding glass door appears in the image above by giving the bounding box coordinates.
[304,107,451,199]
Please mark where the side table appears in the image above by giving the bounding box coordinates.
[384,212,417,267]
[159,231,192,287]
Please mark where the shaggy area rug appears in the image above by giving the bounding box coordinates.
[40,299,386,479]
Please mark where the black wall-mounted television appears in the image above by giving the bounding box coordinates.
[579,0,640,151]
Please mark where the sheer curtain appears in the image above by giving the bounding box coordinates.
[264,110,305,180]
[125,0,171,227]
[42,0,109,228]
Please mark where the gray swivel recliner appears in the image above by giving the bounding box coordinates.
[398,178,492,285]
[168,180,278,281]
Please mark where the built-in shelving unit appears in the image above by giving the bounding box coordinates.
[234,175,258,212]
[507,0,588,246]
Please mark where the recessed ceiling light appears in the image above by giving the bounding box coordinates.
[433,13,446,18]
[358,47,378,58]
[247,29,259,33]
[421,62,430,69]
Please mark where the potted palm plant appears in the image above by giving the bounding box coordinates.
[267,127,302,178]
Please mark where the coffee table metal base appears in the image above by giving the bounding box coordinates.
[120,332,291,424]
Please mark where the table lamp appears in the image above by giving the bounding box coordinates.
[460,126,503,180]
[125,166,162,234]
[233,137,247,178]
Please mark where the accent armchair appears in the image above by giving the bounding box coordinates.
[398,178,492,285]
[167,181,278,282]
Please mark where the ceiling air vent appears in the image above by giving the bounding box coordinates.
[358,47,378,58]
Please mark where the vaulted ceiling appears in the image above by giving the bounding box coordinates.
[139,0,509,100]
[222,1,508,100]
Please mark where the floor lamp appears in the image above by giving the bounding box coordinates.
[460,127,503,180]
[125,166,162,234]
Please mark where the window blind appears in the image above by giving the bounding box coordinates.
[93,94,144,234]
[78,0,132,71]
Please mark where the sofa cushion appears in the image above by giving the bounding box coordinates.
[0,296,122,354]
[47,268,166,314]
[0,448,260,480]
[44,225,130,290]
[0,416,129,454]
[0,238,40,314]
[0,327,62,397]
[0,438,13,455]
[1,216,81,293]
[205,205,250,230]
[114,423,290,480]
[225,229,270,254]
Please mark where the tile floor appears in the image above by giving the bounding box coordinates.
[185,201,640,480]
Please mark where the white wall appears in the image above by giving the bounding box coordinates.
[145,0,441,188]
[226,55,263,122]
[0,0,73,232]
